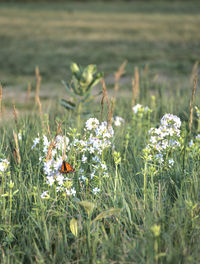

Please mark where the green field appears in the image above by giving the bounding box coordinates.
[0,1,200,96]
[1,1,200,263]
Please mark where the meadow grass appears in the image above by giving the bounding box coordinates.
[1,1,200,262]
[0,64,200,263]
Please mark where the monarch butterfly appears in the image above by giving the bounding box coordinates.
[60,160,75,174]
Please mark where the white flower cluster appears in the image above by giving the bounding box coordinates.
[75,118,114,193]
[0,159,9,173]
[32,118,114,198]
[132,104,150,114]
[31,134,75,197]
[145,114,182,167]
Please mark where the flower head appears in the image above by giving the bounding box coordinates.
[85,118,99,130]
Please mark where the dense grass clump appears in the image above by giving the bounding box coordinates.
[0,65,200,264]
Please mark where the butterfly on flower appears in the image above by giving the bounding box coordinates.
[59,160,75,174]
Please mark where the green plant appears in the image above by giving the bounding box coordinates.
[61,63,103,125]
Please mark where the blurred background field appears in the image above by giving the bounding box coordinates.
[0,0,200,105]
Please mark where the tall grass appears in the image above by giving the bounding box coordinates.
[0,65,200,264]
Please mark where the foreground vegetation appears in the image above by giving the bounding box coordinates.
[0,61,200,263]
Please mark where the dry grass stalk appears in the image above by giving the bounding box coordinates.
[100,78,109,121]
[0,84,2,115]
[132,66,140,106]
[62,140,66,161]
[114,60,127,94]
[108,97,115,128]
[46,121,63,161]
[13,131,21,164]
[36,95,44,127]
[35,66,41,103]
[12,103,19,129]
[26,82,31,102]
[190,61,199,84]
[189,75,198,133]
[131,79,136,106]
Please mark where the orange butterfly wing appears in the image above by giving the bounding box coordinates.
[60,161,75,174]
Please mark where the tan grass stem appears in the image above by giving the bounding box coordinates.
[190,61,199,84]
[108,97,115,128]
[36,95,44,128]
[100,78,108,121]
[132,66,140,106]
[114,60,127,94]
[13,131,21,164]
[35,66,41,104]
[189,75,198,133]
[12,103,19,129]
[46,121,63,161]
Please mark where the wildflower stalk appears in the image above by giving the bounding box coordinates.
[114,162,118,200]
[2,172,6,218]
[9,181,14,225]
[150,166,155,211]
[189,75,197,133]
[123,127,130,162]
[114,152,121,200]
[143,159,148,209]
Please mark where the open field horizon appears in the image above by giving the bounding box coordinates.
[0,1,200,102]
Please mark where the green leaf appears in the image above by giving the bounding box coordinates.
[60,99,76,110]
[77,200,95,216]
[61,80,77,99]
[70,62,80,74]
[93,208,121,222]
[87,72,103,91]
[70,218,78,237]
[83,65,96,83]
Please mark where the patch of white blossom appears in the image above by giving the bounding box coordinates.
[144,113,182,168]
[32,118,114,197]
[0,159,9,173]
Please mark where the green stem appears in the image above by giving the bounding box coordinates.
[9,189,12,225]
[77,102,82,127]
[2,173,5,219]
[150,167,155,211]
[143,160,148,209]
[154,239,159,264]
[114,164,118,200]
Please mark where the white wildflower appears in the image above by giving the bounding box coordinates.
[113,116,125,127]
[31,137,40,149]
[85,118,99,130]
[41,191,49,199]
[82,155,87,163]
[0,159,9,172]
[189,140,193,147]
[80,175,87,181]
[132,104,142,114]
[196,134,200,140]
[18,132,22,141]
[168,159,174,167]
[46,176,55,186]
[93,187,100,195]
[55,174,64,186]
